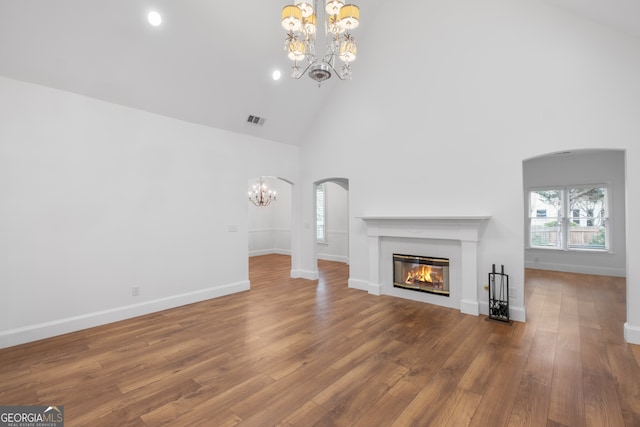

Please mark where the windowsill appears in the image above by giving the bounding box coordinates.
[526,246,612,255]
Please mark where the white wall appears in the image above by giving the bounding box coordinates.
[297,0,640,340]
[317,181,349,263]
[0,76,299,348]
[248,177,292,256]
[4,0,640,348]
[524,150,626,276]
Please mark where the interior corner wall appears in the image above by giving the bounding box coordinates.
[296,0,640,336]
[523,150,626,276]
[0,76,299,348]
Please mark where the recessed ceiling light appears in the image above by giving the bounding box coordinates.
[272,70,282,81]
[148,11,162,27]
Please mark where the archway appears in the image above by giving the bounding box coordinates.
[313,178,350,278]
[522,149,627,327]
[247,176,295,271]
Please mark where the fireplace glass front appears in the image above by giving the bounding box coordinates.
[393,254,450,297]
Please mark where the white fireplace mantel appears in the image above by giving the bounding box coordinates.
[358,216,490,316]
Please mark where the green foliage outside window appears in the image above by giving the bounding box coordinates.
[531,234,549,246]
[590,229,606,247]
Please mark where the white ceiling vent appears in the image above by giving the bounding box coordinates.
[246,115,266,126]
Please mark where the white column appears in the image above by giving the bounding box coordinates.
[459,240,480,316]
[367,233,382,295]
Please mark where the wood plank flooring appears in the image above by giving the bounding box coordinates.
[1,255,638,426]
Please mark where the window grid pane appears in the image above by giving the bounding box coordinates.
[316,185,326,243]
[530,217,562,248]
[567,186,608,251]
[529,189,563,249]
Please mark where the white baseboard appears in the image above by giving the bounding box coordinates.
[348,278,369,292]
[249,249,291,257]
[460,299,480,316]
[0,280,250,349]
[291,269,318,280]
[317,254,349,263]
[508,305,526,322]
[524,261,625,277]
[347,278,381,295]
[249,249,272,257]
[624,322,640,345]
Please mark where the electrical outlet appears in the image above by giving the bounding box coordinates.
[132,286,140,296]
[509,287,516,299]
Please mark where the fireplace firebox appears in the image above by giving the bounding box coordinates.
[393,254,450,297]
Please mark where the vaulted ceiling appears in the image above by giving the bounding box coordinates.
[0,1,637,146]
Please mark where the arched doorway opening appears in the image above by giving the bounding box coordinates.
[522,149,627,331]
[313,178,350,279]
[523,149,626,276]
[247,176,295,271]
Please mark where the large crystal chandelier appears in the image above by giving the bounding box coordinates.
[248,177,277,207]
[281,0,360,84]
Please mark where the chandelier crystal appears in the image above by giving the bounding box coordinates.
[248,177,277,207]
[281,0,360,84]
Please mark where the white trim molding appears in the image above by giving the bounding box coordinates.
[0,280,249,349]
[624,322,640,345]
[291,269,319,280]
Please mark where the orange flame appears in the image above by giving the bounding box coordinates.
[406,265,434,284]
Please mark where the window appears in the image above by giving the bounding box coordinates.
[528,186,609,251]
[529,189,562,249]
[316,184,326,244]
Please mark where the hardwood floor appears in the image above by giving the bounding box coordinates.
[1,254,638,426]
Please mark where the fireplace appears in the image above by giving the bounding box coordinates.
[357,216,491,316]
[393,254,450,297]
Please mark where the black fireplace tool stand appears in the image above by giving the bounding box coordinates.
[487,264,511,324]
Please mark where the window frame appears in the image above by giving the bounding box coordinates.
[528,187,563,250]
[527,184,610,253]
[316,183,327,244]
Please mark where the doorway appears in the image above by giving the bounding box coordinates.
[523,149,626,277]
[248,176,294,268]
[313,178,350,277]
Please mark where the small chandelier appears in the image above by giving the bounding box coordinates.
[248,177,277,207]
[281,0,360,84]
